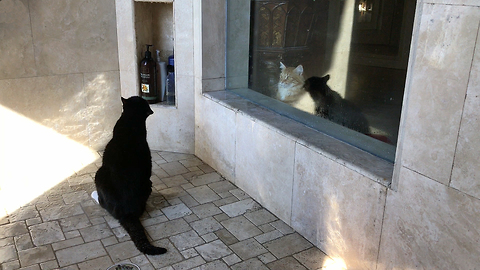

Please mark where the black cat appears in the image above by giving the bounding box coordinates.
[94,96,166,255]
[304,75,370,134]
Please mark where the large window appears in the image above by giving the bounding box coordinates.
[226,0,416,162]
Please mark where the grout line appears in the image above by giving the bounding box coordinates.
[374,187,389,270]
[447,19,480,187]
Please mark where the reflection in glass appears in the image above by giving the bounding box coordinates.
[226,0,416,161]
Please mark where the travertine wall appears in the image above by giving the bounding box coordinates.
[0,0,121,150]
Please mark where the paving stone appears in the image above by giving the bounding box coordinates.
[198,164,215,174]
[160,161,190,176]
[0,222,28,238]
[1,259,20,270]
[52,237,84,251]
[191,260,230,270]
[183,214,200,223]
[201,232,218,243]
[153,168,169,178]
[258,252,277,264]
[146,218,191,240]
[80,223,116,243]
[264,233,313,259]
[105,241,141,262]
[169,230,205,251]
[64,230,81,239]
[82,205,108,219]
[179,157,205,168]
[160,187,188,201]
[258,223,276,233]
[160,152,195,162]
[213,213,230,223]
[229,189,250,200]
[191,203,223,219]
[190,217,223,236]
[55,241,107,267]
[179,194,200,208]
[14,233,34,252]
[267,256,308,270]
[142,215,169,227]
[162,203,193,220]
[221,216,262,241]
[59,214,92,232]
[0,245,17,263]
[77,255,113,270]
[9,206,39,222]
[40,260,59,270]
[214,229,238,245]
[231,258,269,270]
[213,196,239,207]
[270,220,295,234]
[62,191,91,205]
[229,238,268,260]
[208,181,236,194]
[182,171,206,182]
[101,236,118,247]
[67,174,94,186]
[147,239,183,268]
[220,199,261,217]
[187,186,221,204]
[18,264,40,270]
[254,230,283,244]
[18,246,55,267]
[0,237,14,247]
[293,247,328,270]
[244,209,278,226]
[29,221,65,246]
[26,217,42,227]
[180,248,199,259]
[172,255,206,270]
[195,240,232,262]
[162,175,189,188]
[40,204,84,221]
[222,253,242,266]
[190,172,223,186]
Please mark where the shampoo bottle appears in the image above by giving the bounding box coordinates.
[139,44,157,103]
[156,50,167,102]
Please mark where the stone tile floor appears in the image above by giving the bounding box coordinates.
[0,151,333,270]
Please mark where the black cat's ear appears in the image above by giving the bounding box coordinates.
[121,97,127,105]
[323,74,330,82]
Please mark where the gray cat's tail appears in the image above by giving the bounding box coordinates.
[119,218,167,255]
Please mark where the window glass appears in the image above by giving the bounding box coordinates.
[226,0,416,162]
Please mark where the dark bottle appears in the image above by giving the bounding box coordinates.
[166,53,175,105]
[139,44,157,103]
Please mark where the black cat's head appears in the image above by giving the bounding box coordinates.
[304,75,330,97]
[121,96,154,118]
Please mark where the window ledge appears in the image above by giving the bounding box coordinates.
[203,90,393,187]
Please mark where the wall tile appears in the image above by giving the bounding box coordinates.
[83,71,122,150]
[195,98,236,181]
[235,113,295,223]
[0,74,88,145]
[292,144,386,270]
[0,0,36,80]
[450,33,480,199]
[29,0,118,76]
[377,167,480,269]
[174,0,194,77]
[400,4,480,184]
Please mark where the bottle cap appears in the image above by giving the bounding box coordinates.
[145,45,153,59]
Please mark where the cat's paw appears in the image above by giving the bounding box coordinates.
[91,191,99,204]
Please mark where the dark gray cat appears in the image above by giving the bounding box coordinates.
[304,75,370,134]
[94,96,166,255]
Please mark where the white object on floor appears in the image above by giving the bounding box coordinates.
[91,190,99,204]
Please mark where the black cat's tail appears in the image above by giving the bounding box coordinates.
[119,218,167,255]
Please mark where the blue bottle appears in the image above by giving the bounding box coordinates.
[166,53,175,105]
